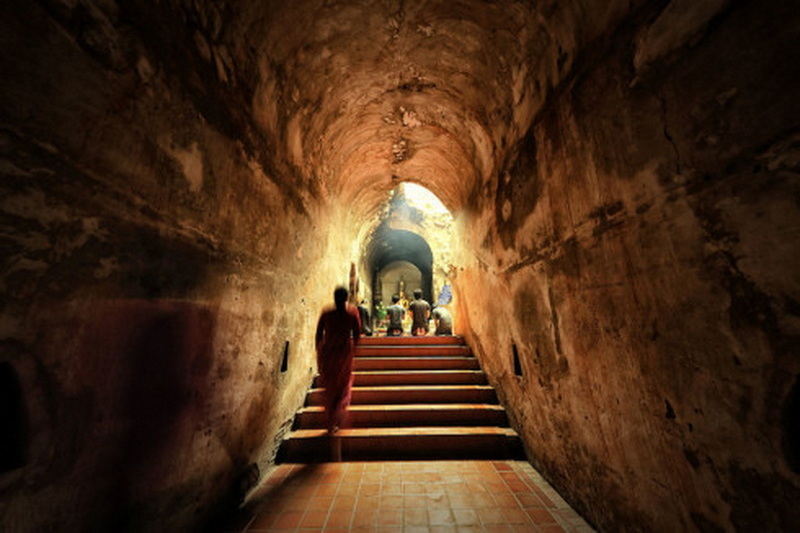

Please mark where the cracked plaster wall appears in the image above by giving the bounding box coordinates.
[0,1,357,530]
[456,2,800,531]
[1,0,800,532]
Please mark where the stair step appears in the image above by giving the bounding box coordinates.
[307,385,498,405]
[355,356,480,371]
[277,426,525,462]
[294,404,509,429]
[356,345,471,357]
[313,370,487,387]
[359,336,465,346]
[278,336,522,464]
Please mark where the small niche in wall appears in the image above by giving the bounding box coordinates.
[0,362,27,473]
[280,341,290,373]
[782,374,800,473]
[512,342,523,378]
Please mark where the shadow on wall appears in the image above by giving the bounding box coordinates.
[0,362,28,473]
[783,375,800,474]
[71,300,220,529]
[118,302,214,469]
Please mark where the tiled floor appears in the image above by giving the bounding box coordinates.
[229,460,594,532]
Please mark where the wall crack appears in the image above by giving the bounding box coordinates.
[660,94,682,175]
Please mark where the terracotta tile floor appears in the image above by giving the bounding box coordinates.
[225,461,594,532]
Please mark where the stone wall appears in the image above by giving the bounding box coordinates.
[2,1,800,531]
[456,2,800,531]
[0,1,353,530]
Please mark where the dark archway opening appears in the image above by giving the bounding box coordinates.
[366,228,434,312]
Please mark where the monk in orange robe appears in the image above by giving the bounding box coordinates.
[315,286,361,433]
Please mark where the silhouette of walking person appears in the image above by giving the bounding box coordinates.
[315,286,362,439]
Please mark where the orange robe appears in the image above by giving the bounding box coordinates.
[315,305,361,431]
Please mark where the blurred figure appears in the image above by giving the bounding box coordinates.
[409,289,431,336]
[357,299,372,336]
[432,305,453,336]
[374,298,387,332]
[386,294,405,336]
[398,291,412,332]
[315,286,361,435]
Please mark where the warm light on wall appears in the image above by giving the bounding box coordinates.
[401,182,451,215]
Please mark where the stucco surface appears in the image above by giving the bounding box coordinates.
[1,1,799,531]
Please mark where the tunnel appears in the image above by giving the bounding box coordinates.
[368,229,433,305]
[362,183,456,319]
[1,0,799,531]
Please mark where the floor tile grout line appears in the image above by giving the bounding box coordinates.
[240,461,592,532]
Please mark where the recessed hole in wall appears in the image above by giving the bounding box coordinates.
[0,362,27,473]
[782,375,800,473]
[665,399,676,420]
[280,341,289,373]
[512,342,523,377]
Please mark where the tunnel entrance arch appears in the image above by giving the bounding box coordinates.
[357,183,457,333]
[367,229,433,307]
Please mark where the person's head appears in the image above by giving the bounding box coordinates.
[392,294,400,304]
[333,286,349,310]
[413,289,422,300]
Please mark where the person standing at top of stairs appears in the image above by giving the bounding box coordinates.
[314,286,361,434]
[408,289,431,336]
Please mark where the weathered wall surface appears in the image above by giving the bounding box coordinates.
[457,2,800,531]
[4,0,800,531]
[0,2,353,530]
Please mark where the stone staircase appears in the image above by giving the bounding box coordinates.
[277,336,525,462]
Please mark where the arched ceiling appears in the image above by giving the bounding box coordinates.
[233,0,639,218]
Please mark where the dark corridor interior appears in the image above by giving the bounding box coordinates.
[367,228,434,308]
[1,1,800,532]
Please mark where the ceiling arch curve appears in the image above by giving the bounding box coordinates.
[244,0,624,220]
[367,228,433,280]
